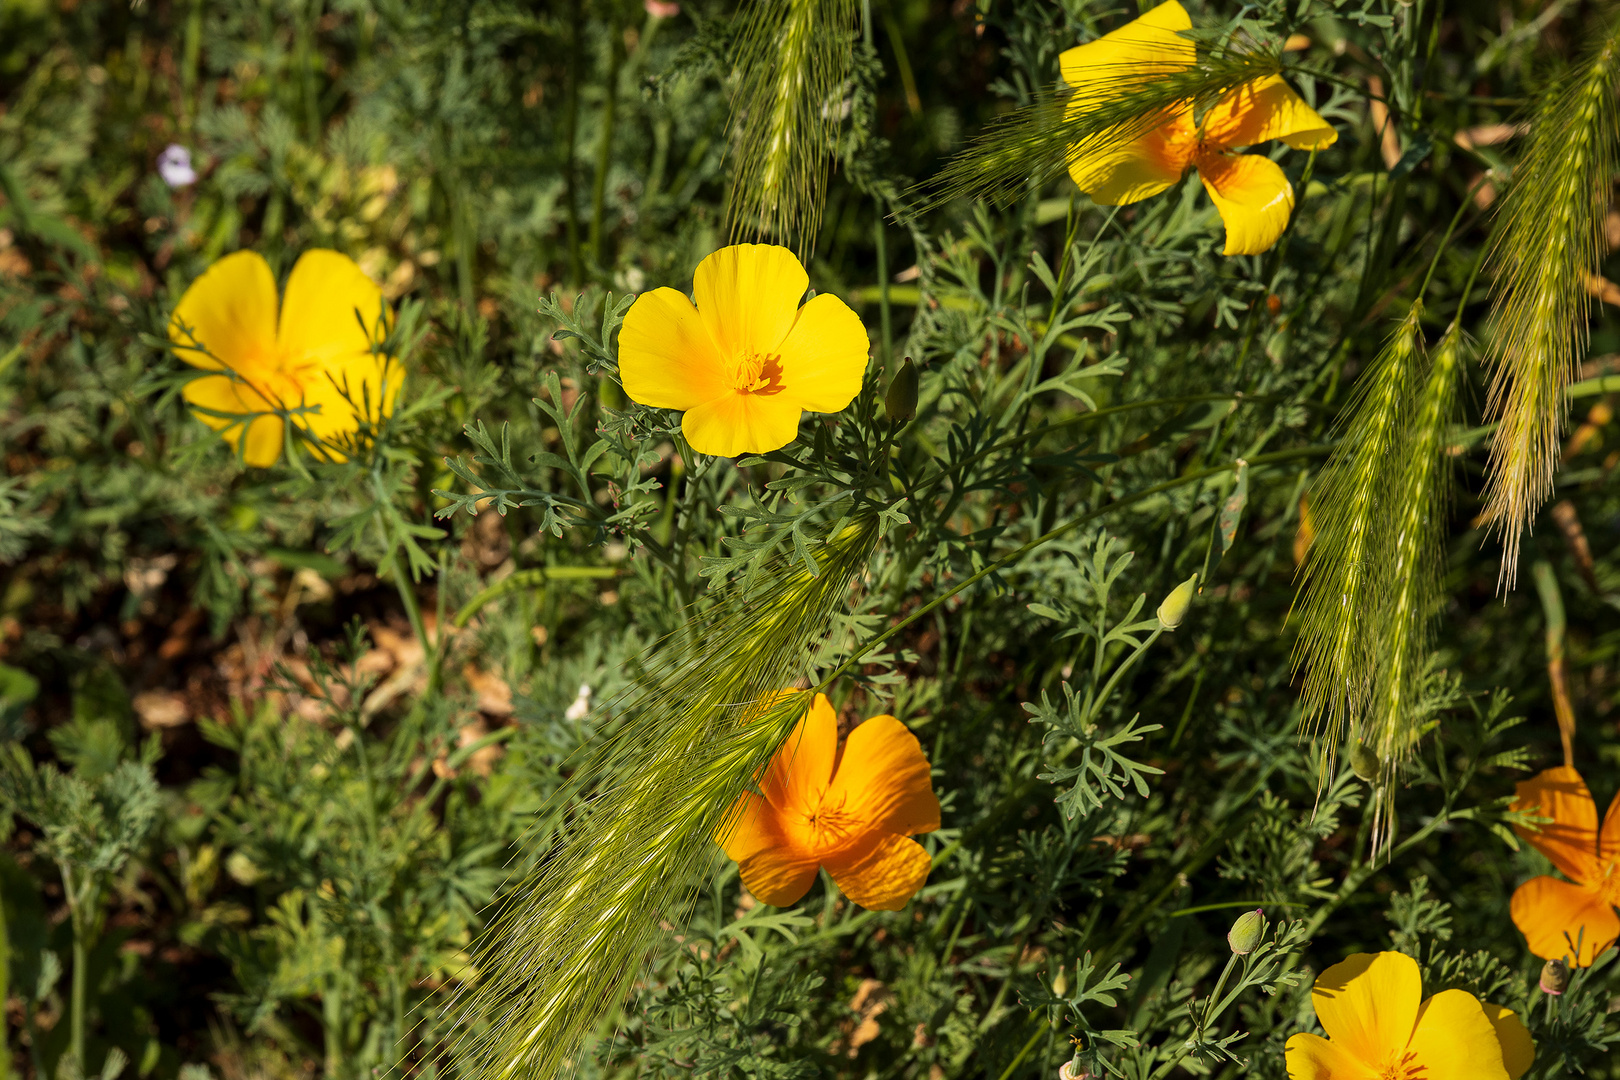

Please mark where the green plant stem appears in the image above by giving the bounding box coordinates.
[1417,174,1491,299]
[993,1019,1046,1080]
[182,0,204,128]
[61,866,92,1076]
[562,0,585,283]
[875,204,893,369]
[0,883,9,1080]
[589,0,625,271]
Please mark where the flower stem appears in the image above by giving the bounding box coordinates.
[589,0,625,272]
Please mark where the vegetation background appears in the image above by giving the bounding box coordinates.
[1,0,1618,1078]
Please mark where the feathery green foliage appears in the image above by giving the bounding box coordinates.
[7,1,1620,1078]
[1481,13,1620,581]
[726,0,859,252]
[1294,302,1425,760]
[442,519,879,1080]
[918,43,1280,210]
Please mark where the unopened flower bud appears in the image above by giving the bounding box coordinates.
[1540,958,1569,996]
[1227,908,1265,955]
[1051,966,1067,997]
[1057,1060,1091,1080]
[886,358,919,423]
[1349,743,1381,784]
[1156,575,1197,630]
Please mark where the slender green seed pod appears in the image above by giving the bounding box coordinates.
[440,518,880,1080]
[1293,302,1425,758]
[1481,14,1620,583]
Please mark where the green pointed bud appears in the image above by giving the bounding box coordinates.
[1540,958,1569,996]
[1349,743,1381,784]
[1227,908,1265,955]
[885,357,919,423]
[1156,575,1197,630]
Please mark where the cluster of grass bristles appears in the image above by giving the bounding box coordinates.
[726,0,858,251]
[1479,12,1620,580]
[438,519,878,1078]
[1291,306,1465,851]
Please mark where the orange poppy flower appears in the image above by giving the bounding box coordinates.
[168,249,398,466]
[617,244,869,457]
[717,693,940,911]
[1509,765,1620,966]
[1060,0,1337,255]
[1285,951,1532,1080]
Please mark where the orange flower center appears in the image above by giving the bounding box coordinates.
[730,352,787,396]
[239,345,320,408]
[796,792,861,853]
[1373,1049,1425,1080]
[1599,862,1620,908]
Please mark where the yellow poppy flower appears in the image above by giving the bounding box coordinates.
[1285,951,1533,1080]
[1060,0,1337,255]
[617,244,869,457]
[717,692,940,911]
[168,249,399,466]
[1509,765,1620,966]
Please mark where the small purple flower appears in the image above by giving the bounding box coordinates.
[157,144,197,188]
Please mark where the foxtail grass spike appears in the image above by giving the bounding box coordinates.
[1480,17,1620,585]
[1367,323,1465,855]
[1293,302,1425,763]
[726,0,859,255]
[915,45,1280,212]
[439,518,879,1080]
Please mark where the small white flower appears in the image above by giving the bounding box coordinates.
[157,144,197,188]
[564,683,593,721]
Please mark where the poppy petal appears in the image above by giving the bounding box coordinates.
[736,843,821,907]
[1512,766,1603,883]
[680,389,802,457]
[1283,1033,1377,1080]
[824,832,932,911]
[277,249,390,367]
[1067,105,1194,205]
[169,249,279,371]
[1197,153,1294,256]
[619,287,732,410]
[1058,1,1193,99]
[1201,76,1337,151]
[1603,787,1620,866]
[294,351,402,459]
[1310,952,1421,1069]
[717,790,788,865]
[825,716,940,836]
[1481,1002,1535,1080]
[182,374,286,467]
[1407,990,1511,1080]
[1509,874,1619,966]
[692,244,808,359]
[759,693,839,823]
[773,293,869,413]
